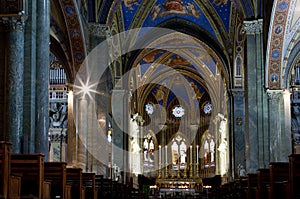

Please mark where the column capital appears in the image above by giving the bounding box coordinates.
[243,19,263,34]
[89,23,110,38]
[0,13,26,32]
[266,89,283,101]
[230,89,245,97]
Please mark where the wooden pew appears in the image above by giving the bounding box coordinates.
[247,173,258,199]
[95,175,112,198]
[289,154,300,199]
[0,142,11,199]
[10,153,50,199]
[66,168,85,199]
[44,162,68,199]
[257,168,270,199]
[268,162,289,199]
[82,173,98,199]
[0,142,22,199]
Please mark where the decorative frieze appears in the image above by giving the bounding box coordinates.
[243,19,263,34]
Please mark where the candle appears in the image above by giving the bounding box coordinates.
[165,145,167,164]
[159,145,161,167]
[196,145,199,163]
[190,146,192,163]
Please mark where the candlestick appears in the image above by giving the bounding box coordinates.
[190,146,192,163]
[159,145,161,168]
[165,145,167,164]
[196,145,199,164]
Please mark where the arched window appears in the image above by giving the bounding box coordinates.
[143,133,156,169]
[171,135,187,170]
[202,132,215,168]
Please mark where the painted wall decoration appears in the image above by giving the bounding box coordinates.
[266,0,291,89]
[123,0,140,10]
[150,0,200,20]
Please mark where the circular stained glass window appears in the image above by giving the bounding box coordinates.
[145,103,154,115]
[203,102,213,114]
[172,106,185,118]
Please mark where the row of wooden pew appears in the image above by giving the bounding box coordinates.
[0,141,145,199]
[207,154,300,199]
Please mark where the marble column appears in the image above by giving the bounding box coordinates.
[2,15,26,153]
[67,89,77,166]
[190,124,198,178]
[77,94,88,171]
[243,19,265,172]
[23,0,37,154]
[35,0,50,160]
[282,90,292,157]
[231,89,246,175]
[267,90,283,162]
[88,23,109,52]
[111,89,128,175]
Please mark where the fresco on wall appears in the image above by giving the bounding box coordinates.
[150,0,200,20]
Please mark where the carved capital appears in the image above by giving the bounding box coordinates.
[89,23,110,37]
[231,89,245,97]
[243,19,263,34]
[266,90,282,101]
[0,12,26,32]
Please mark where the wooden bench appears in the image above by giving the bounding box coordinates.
[247,173,258,199]
[82,173,98,199]
[44,162,69,199]
[66,168,85,199]
[268,162,289,199]
[257,168,270,199]
[0,141,11,199]
[289,154,300,199]
[10,154,50,199]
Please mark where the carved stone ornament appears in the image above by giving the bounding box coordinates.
[243,19,263,34]
[0,12,26,32]
[89,23,110,37]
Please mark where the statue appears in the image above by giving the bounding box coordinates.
[143,139,148,161]
[218,115,228,176]
[49,102,67,128]
[237,164,247,177]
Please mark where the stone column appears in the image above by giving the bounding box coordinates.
[88,23,109,52]
[2,15,26,153]
[35,0,50,160]
[190,124,198,178]
[23,0,37,154]
[111,89,128,176]
[282,90,292,157]
[77,94,88,171]
[267,90,283,162]
[67,89,77,166]
[231,89,246,175]
[243,19,265,172]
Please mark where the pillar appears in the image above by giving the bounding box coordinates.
[190,124,198,178]
[35,0,50,160]
[231,89,246,175]
[243,19,266,172]
[267,90,291,162]
[77,94,88,171]
[267,90,283,162]
[67,89,77,166]
[282,90,292,157]
[23,0,37,154]
[2,15,26,153]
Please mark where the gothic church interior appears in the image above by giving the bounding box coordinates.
[0,0,300,198]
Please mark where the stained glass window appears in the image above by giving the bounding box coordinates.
[172,106,185,118]
[145,103,154,115]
